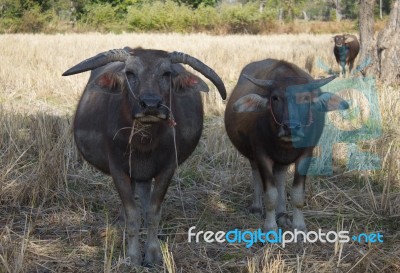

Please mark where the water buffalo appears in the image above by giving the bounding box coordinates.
[224,59,348,232]
[333,34,360,77]
[63,47,226,265]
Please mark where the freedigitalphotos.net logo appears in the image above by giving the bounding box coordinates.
[188,226,384,248]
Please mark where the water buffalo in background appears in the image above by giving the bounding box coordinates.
[224,59,348,232]
[62,47,226,266]
[333,34,360,78]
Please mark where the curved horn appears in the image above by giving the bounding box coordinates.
[243,74,276,88]
[286,76,336,93]
[344,35,355,43]
[62,49,131,76]
[169,51,226,100]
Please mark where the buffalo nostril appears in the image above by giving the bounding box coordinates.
[139,100,147,108]
[138,94,163,109]
[284,122,301,130]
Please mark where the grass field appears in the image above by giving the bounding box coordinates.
[0,33,399,273]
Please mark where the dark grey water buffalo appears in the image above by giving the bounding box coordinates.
[224,59,348,232]
[63,47,226,265]
[333,34,360,77]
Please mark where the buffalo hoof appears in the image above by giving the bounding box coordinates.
[293,225,307,250]
[143,244,162,267]
[127,254,142,267]
[263,223,278,233]
[276,212,292,229]
[264,226,278,233]
[295,240,305,254]
[292,225,307,253]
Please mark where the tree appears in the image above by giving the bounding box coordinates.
[179,0,217,8]
[358,0,378,77]
[376,0,400,84]
[359,0,400,84]
[331,0,342,21]
[341,0,358,19]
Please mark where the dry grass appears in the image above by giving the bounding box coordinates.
[0,33,399,273]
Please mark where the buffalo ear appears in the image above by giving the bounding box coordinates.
[94,72,123,93]
[173,72,209,94]
[312,92,349,112]
[233,94,269,113]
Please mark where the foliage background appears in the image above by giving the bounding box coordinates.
[0,0,394,33]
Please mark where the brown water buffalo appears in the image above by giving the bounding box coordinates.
[333,34,360,77]
[62,47,226,266]
[224,59,348,232]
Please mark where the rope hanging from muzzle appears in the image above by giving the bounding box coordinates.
[167,75,188,225]
[169,75,178,169]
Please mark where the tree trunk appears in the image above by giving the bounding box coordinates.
[376,0,400,84]
[358,0,378,77]
[333,0,342,21]
[278,8,283,21]
[259,0,266,13]
[303,10,309,20]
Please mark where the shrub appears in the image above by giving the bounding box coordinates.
[83,3,118,31]
[127,1,194,32]
[0,0,363,34]
[0,18,20,33]
[220,2,262,34]
[194,4,221,31]
[19,5,53,33]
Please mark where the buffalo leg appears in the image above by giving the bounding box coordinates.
[292,156,311,232]
[109,165,141,265]
[348,61,354,77]
[136,181,152,227]
[274,164,291,228]
[291,172,306,231]
[256,154,278,231]
[249,160,263,215]
[143,166,175,266]
[339,62,346,78]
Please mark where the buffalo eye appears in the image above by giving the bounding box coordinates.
[303,95,311,102]
[271,95,279,102]
[163,71,172,77]
[125,71,137,82]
